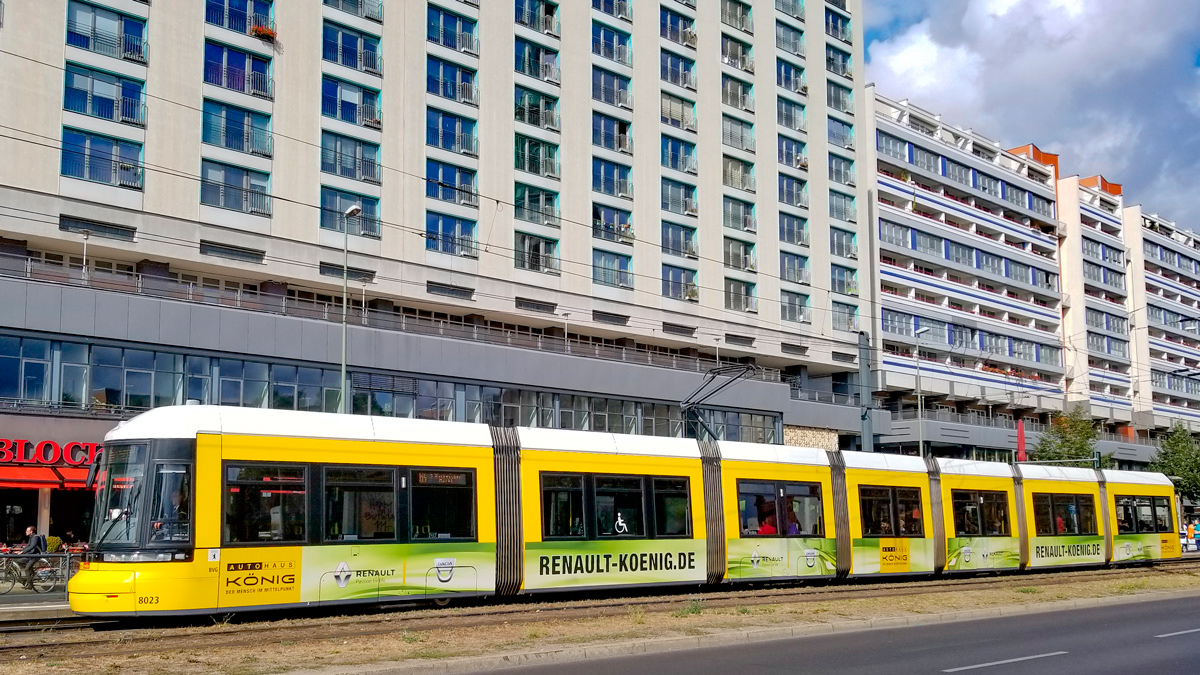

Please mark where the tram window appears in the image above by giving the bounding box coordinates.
[1135,496,1156,533]
[1033,494,1054,535]
[94,444,147,546]
[860,487,895,537]
[738,481,779,536]
[148,464,191,543]
[1154,497,1173,533]
[951,490,982,537]
[784,483,823,536]
[595,476,645,537]
[981,492,1009,536]
[1116,496,1138,534]
[224,465,307,543]
[1053,495,1079,534]
[410,470,474,540]
[324,467,395,541]
[653,478,691,538]
[1077,495,1097,535]
[542,474,585,539]
[896,488,923,536]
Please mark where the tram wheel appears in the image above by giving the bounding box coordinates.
[432,597,452,607]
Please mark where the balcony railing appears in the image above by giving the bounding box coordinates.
[321,99,381,129]
[0,254,784,383]
[664,281,699,302]
[776,0,804,20]
[826,58,851,78]
[324,0,383,23]
[593,221,634,244]
[427,180,479,207]
[595,267,634,288]
[426,127,479,156]
[826,23,852,44]
[322,42,383,75]
[664,194,697,215]
[593,39,632,66]
[61,153,143,190]
[203,117,273,157]
[782,267,811,284]
[722,52,754,74]
[662,67,697,90]
[204,64,273,99]
[593,84,633,108]
[64,92,145,127]
[515,152,561,179]
[594,129,633,154]
[515,205,561,227]
[67,22,148,64]
[515,104,560,130]
[832,313,858,331]
[779,189,808,208]
[723,170,756,192]
[782,305,813,323]
[429,28,479,55]
[723,211,754,232]
[662,150,698,174]
[595,0,632,21]
[205,4,273,40]
[827,0,847,10]
[594,177,633,198]
[661,24,696,48]
[517,58,560,83]
[722,90,755,112]
[427,233,478,258]
[320,150,381,184]
[777,35,803,56]
[515,251,560,274]
[724,253,757,272]
[720,9,753,33]
[200,181,272,216]
[725,292,758,313]
[515,8,560,36]
[320,209,381,238]
[663,240,699,258]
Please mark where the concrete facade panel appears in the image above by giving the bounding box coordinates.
[59,286,97,337]
[23,284,62,334]
[92,292,130,341]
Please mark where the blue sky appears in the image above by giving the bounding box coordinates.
[863,0,1200,228]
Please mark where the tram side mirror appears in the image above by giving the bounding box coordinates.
[85,450,103,490]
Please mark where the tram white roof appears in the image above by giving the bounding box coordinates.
[517,427,701,459]
[1016,464,1098,483]
[720,441,829,466]
[936,458,1015,478]
[105,406,495,447]
[841,450,928,473]
[1101,469,1174,487]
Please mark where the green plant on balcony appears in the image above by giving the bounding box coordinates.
[251,24,276,41]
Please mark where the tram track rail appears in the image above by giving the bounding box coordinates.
[0,559,1198,662]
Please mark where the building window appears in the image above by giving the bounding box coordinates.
[662,265,697,301]
[203,100,271,156]
[200,160,270,215]
[776,60,804,94]
[914,231,941,256]
[946,160,971,185]
[593,22,632,65]
[825,8,851,42]
[661,49,697,89]
[877,133,906,161]
[776,22,803,55]
[515,135,560,178]
[721,74,753,110]
[826,44,851,77]
[661,91,696,130]
[780,252,808,284]
[832,302,858,332]
[779,175,807,208]
[320,186,379,237]
[778,135,805,168]
[721,0,753,32]
[593,250,633,288]
[594,112,632,153]
[662,178,696,215]
[828,153,854,185]
[515,184,559,226]
[320,131,380,184]
[427,5,477,54]
[879,220,909,247]
[67,1,146,63]
[515,37,560,82]
[830,228,857,258]
[829,190,855,222]
[723,237,755,271]
[722,155,755,192]
[203,42,271,98]
[721,34,753,71]
[427,56,477,105]
[593,158,632,197]
[947,241,973,266]
[661,7,695,47]
[426,159,477,206]
[882,309,913,336]
[516,0,558,33]
[592,67,631,108]
[515,86,559,130]
[828,117,853,149]
[725,278,756,312]
[781,291,810,323]
[426,108,477,156]
[723,196,754,231]
[1005,183,1028,208]
[912,145,939,173]
[593,204,632,242]
[780,213,808,246]
[831,265,857,295]
[723,115,755,152]
[979,251,1004,276]
[827,80,853,114]
[64,64,144,127]
[662,135,697,173]
[61,128,142,189]
[323,21,381,74]
[425,212,477,257]
[322,76,380,127]
[662,221,697,257]
[515,232,559,273]
[324,0,383,21]
[977,173,1000,197]
[778,97,806,131]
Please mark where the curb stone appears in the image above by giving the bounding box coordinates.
[282,586,1200,675]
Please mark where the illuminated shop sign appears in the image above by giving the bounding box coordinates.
[0,439,101,466]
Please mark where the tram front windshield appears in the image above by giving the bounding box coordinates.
[91,444,148,547]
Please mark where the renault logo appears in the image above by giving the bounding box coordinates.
[334,561,351,588]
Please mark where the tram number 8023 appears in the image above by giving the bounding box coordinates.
[138,596,161,605]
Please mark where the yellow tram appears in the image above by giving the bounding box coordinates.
[68,406,1181,617]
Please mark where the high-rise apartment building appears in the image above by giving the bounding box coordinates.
[0,0,884,531]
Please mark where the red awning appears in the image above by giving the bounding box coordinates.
[0,466,89,489]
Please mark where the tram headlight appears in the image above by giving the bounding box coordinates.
[101,552,177,563]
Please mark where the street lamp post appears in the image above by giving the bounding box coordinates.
[80,229,91,284]
[914,327,931,458]
[340,204,362,414]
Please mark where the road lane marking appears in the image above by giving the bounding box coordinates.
[1156,628,1200,638]
[942,651,1068,672]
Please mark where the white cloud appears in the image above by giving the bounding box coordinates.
[866,0,1200,226]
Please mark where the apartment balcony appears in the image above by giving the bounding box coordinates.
[827,0,848,9]
[780,77,806,96]
[779,189,808,209]
[517,58,560,84]
[67,21,148,64]
[594,177,633,199]
[515,205,561,228]
[832,313,858,331]
[61,153,143,190]
[826,58,851,78]
[783,305,813,323]
[662,67,697,90]
[782,267,811,284]
[322,42,383,76]
[724,211,755,232]
[723,170,756,192]
[722,129,754,152]
[515,104,560,131]
[664,281,699,302]
[721,52,754,74]
[593,39,632,67]
[779,110,806,132]
[831,242,858,259]
[204,64,273,99]
[205,5,274,41]
[663,240,699,259]
[662,24,696,49]
[429,27,479,56]
[776,0,804,20]
[595,268,634,289]
[427,233,478,259]
[320,208,381,238]
[829,133,854,151]
[724,253,757,272]
[515,251,560,275]
[832,280,859,296]
[64,91,146,128]
[780,152,809,171]
[427,181,479,208]
[593,84,633,109]
[596,0,632,21]
[324,0,383,23]
[431,78,479,106]
[662,150,698,174]
[722,90,755,112]
[725,292,758,313]
[594,129,633,154]
[516,152,561,179]
[720,9,753,33]
[825,23,851,44]
[321,100,381,129]
[777,35,803,57]
[515,8,560,36]
[664,195,697,216]
[203,117,273,157]
[593,221,635,245]
[426,127,479,157]
[320,151,381,185]
[200,181,272,216]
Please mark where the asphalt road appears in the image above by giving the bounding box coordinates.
[517,595,1200,675]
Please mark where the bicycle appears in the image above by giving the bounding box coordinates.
[0,556,62,594]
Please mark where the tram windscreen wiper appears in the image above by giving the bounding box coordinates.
[93,485,141,547]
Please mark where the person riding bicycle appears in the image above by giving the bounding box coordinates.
[16,526,46,589]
